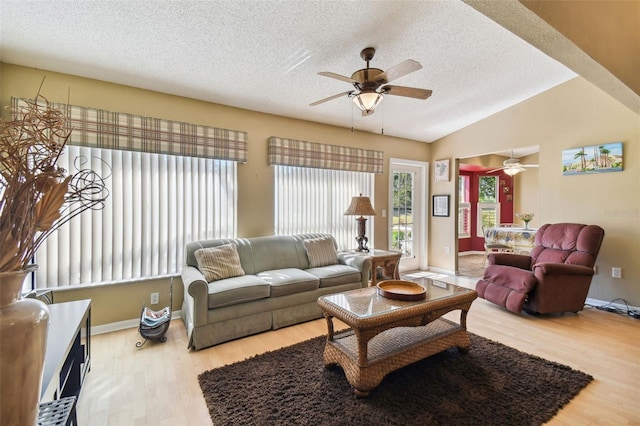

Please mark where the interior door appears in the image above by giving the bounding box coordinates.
[389,158,428,272]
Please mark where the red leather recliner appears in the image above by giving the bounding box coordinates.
[476,223,605,314]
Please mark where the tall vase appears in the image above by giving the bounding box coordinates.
[0,269,49,426]
[524,221,530,230]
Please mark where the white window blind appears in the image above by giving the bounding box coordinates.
[274,166,374,251]
[34,146,237,288]
[478,203,500,237]
[459,203,471,238]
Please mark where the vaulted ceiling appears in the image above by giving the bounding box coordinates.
[1,1,637,148]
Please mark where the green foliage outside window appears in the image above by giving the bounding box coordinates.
[479,176,497,203]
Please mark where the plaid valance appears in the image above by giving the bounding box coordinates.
[12,98,247,162]
[268,137,383,174]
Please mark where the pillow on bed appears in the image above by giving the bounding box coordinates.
[194,243,245,282]
[303,237,338,268]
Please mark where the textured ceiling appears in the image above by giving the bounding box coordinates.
[0,0,576,145]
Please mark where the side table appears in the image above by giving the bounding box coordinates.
[346,249,402,287]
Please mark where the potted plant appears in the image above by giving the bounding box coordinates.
[0,84,107,425]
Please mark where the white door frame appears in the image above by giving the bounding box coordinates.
[388,158,428,271]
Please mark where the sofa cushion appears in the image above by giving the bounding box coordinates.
[195,243,245,282]
[257,268,319,297]
[306,264,361,288]
[207,275,270,309]
[303,236,339,268]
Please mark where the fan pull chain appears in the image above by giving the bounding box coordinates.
[351,103,354,133]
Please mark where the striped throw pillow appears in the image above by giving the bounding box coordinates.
[303,237,338,268]
[194,244,245,282]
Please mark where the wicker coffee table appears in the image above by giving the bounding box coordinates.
[317,277,477,397]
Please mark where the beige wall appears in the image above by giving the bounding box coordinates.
[1,63,430,325]
[3,64,639,324]
[430,77,640,305]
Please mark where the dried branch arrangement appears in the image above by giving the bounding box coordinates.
[0,88,108,273]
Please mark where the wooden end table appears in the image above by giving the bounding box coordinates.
[317,277,477,397]
[346,249,402,287]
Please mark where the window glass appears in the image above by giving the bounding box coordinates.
[274,166,374,250]
[31,146,237,289]
[478,175,497,203]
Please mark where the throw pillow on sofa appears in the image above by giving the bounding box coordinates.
[303,236,338,268]
[194,243,245,282]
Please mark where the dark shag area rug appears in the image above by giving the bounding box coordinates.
[198,333,592,426]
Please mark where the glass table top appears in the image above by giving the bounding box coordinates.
[320,277,473,319]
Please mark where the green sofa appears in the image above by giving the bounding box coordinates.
[181,233,371,350]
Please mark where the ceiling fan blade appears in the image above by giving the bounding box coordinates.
[487,167,505,174]
[376,59,422,83]
[522,164,539,168]
[309,91,353,106]
[383,85,432,100]
[318,71,361,84]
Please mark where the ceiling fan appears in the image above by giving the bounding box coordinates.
[488,152,539,176]
[310,47,432,116]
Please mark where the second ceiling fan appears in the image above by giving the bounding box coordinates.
[488,152,539,176]
[310,47,432,116]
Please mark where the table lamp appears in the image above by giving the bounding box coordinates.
[344,193,376,252]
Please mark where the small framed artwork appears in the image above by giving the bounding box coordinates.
[434,159,450,182]
[432,194,450,217]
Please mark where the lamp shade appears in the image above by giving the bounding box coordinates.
[344,194,376,217]
[352,91,383,114]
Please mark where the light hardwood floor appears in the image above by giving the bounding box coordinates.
[77,274,640,426]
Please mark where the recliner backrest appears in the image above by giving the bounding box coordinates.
[530,223,604,268]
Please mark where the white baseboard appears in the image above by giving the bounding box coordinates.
[424,266,456,276]
[585,298,639,312]
[91,310,182,336]
[459,251,485,256]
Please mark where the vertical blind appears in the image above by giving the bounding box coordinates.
[274,166,374,251]
[35,146,237,288]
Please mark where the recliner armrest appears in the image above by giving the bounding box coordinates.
[533,262,594,276]
[488,253,532,270]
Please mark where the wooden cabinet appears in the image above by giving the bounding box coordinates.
[41,300,91,403]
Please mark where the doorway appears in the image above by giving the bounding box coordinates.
[389,158,428,272]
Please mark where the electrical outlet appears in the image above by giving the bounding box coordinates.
[612,267,622,279]
[445,246,451,254]
[382,209,386,218]
[150,292,159,304]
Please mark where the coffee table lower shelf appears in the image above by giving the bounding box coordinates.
[324,318,470,397]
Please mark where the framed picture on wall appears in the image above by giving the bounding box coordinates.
[432,195,450,217]
[434,159,450,182]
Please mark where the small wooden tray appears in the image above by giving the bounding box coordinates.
[377,280,426,301]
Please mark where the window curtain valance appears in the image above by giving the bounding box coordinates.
[11,97,247,162]
[268,136,383,174]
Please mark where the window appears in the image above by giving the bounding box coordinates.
[32,146,237,288]
[274,166,374,250]
[477,175,499,236]
[458,175,471,238]
[391,171,414,257]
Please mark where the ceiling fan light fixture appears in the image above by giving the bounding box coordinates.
[352,91,383,113]
[504,167,526,176]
